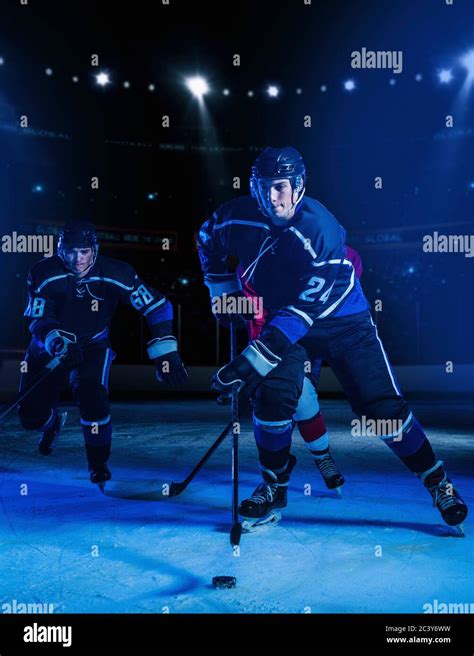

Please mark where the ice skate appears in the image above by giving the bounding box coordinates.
[86,444,112,492]
[312,450,345,495]
[421,461,468,535]
[90,464,111,492]
[239,454,296,532]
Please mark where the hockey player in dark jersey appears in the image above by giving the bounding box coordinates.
[19,221,187,485]
[239,245,363,494]
[197,146,468,532]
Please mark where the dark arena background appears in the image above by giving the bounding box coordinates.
[0,0,472,652]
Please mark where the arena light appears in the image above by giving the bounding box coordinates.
[267,85,279,98]
[343,79,356,92]
[438,69,453,84]
[186,76,209,98]
[95,72,111,87]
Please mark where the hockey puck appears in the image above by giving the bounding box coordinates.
[212,576,236,589]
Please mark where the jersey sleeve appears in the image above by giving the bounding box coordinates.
[120,265,174,339]
[23,269,61,344]
[263,218,354,345]
[197,210,243,296]
[197,211,228,275]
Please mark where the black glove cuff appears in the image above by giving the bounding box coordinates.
[258,324,292,359]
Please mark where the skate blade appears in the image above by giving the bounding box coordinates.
[452,523,465,537]
[241,511,282,533]
[334,486,342,498]
[96,482,106,494]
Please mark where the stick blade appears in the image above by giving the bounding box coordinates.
[230,522,242,547]
[168,481,186,497]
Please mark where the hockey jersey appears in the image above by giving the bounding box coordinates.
[24,254,173,350]
[198,194,369,344]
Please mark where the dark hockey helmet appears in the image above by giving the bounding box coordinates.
[58,220,99,267]
[250,146,306,216]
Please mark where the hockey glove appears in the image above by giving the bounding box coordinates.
[211,338,282,396]
[44,330,84,368]
[148,336,188,386]
[204,273,257,326]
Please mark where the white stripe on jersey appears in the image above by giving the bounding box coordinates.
[312,258,352,267]
[215,220,271,231]
[286,305,314,325]
[289,226,317,259]
[81,276,134,291]
[35,273,75,292]
[317,266,355,319]
[143,298,166,316]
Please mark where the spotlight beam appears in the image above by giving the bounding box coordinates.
[460,50,474,80]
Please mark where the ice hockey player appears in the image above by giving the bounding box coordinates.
[19,221,187,485]
[197,146,468,532]
[236,244,363,493]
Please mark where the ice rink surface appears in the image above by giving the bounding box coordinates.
[0,399,472,614]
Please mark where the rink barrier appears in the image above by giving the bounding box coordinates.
[0,360,473,399]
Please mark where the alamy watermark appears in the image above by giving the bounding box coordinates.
[423,599,474,614]
[24,623,72,648]
[351,416,403,440]
[212,294,264,319]
[351,47,403,74]
[2,599,58,613]
[1,232,54,256]
[423,232,474,258]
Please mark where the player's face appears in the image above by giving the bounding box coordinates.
[63,248,94,276]
[258,178,297,224]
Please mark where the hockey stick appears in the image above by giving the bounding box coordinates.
[229,321,242,547]
[0,356,63,424]
[168,419,233,496]
[0,336,93,425]
[167,322,243,502]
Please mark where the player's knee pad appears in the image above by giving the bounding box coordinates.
[73,383,109,422]
[253,414,293,452]
[356,395,409,425]
[354,397,425,454]
[294,376,319,422]
[17,405,52,431]
[253,383,300,423]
